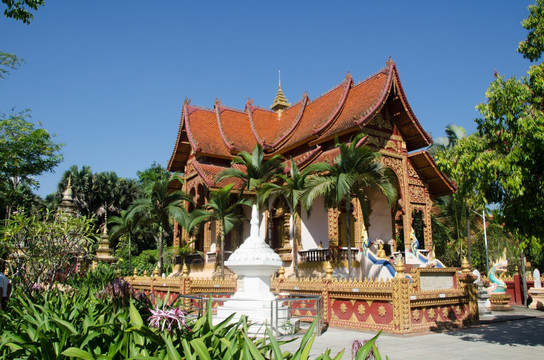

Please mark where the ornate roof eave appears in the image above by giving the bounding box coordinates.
[282,145,323,173]
[408,150,456,197]
[387,61,432,150]
[246,99,266,148]
[308,69,392,148]
[311,74,353,137]
[167,100,193,172]
[270,92,309,151]
[214,100,237,153]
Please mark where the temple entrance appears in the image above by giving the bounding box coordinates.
[270,197,289,250]
[338,202,355,247]
[412,209,425,249]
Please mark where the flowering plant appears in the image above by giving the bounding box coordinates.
[148,305,191,333]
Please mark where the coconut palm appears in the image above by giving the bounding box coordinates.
[190,184,252,279]
[216,144,284,245]
[304,134,398,279]
[109,209,136,274]
[216,144,283,209]
[258,158,314,278]
[129,174,192,275]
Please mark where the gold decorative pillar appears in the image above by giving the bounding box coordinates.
[328,207,340,246]
[459,258,479,324]
[392,258,411,333]
[173,220,180,248]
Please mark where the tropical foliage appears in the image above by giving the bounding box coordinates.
[259,158,315,278]
[191,184,251,279]
[129,174,192,275]
[0,266,374,359]
[304,134,398,279]
[0,111,63,220]
[1,210,96,293]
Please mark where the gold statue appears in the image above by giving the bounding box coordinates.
[377,243,387,259]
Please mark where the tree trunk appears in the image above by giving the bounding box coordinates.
[466,206,471,266]
[520,249,528,306]
[221,222,225,280]
[292,208,299,279]
[346,199,353,280]
[128,235,132,275]
[158,226,164,275]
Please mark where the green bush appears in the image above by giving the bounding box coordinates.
[0,282,385,359]
[131,247,173,275]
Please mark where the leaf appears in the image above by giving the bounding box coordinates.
[163,334,182,360]
[61,347,96,360]
[129,302,144,327]
[182,338,197,360]
[242,332,266,360]
[265,326,284,360]
[190,338,212,360]
[51,317,78,335]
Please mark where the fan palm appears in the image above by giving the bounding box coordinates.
[129,174,192,275]
[304,134,398,279]
[190,184,252,279]
[259,158,314,278]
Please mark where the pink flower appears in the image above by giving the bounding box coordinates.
[148,306,191,332]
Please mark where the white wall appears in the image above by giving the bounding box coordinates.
[367,191,393,245]
[301,196,329,249]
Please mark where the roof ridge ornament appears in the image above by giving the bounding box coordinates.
[271,70,291,113]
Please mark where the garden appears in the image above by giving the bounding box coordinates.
[0,265,384,359]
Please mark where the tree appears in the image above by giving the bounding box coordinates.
[191,184,251,279]
[472,0,544,304]
[259,158,314,278]
[432,124,487,266]
[2,0,45,24]
[129,174,192,275]
[304,134,398,279]
[0,52,23,80]
[137,162,171,191]
[2,209,96,293]
[0,111,63,220]
[109,210,136,275]
[216,144,283,245]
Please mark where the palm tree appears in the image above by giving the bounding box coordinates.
[191,184,252,279]
[109,209,136,274]
[259,158,314,278]
[431,124,480,265]
[129,174,192,275]
[216,144,284,246]
[304,134,398,279]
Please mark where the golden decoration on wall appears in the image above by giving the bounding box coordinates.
[378,305,387,317]
[428,308,436,320]
[340,303,348,314]
[412,309,421,321]
[358,304,366,315]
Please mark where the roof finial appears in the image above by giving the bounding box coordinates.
[271,70,290,113]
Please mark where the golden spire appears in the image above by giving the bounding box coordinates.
[271,70,290,113]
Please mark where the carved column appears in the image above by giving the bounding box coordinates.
[328,207,340,246]
[173,220,180,248]
[392,259,411,333]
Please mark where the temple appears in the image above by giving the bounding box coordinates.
[167,59,455,278]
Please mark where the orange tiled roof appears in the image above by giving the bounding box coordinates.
[168,60,435,179]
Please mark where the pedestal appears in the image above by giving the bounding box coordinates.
[528,288,544,310]
[489,293,512,311]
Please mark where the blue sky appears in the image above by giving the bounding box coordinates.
[0,1,535,197]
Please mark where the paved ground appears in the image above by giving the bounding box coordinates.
[280,306,544,359]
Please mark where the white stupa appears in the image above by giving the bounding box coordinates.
[215,204,283,329]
